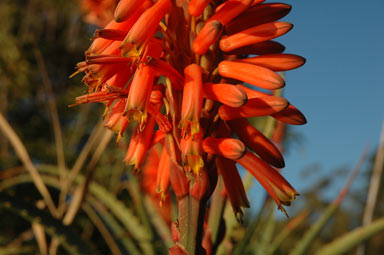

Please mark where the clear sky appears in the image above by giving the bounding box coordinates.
[273,0,384,201]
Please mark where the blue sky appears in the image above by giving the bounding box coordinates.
[271,0,384,202]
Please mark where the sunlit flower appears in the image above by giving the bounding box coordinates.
[73,0,306,221]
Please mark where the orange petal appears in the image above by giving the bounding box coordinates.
[224,40,285,55]
[237,54,306,71]
[271,104,307,125]
[203,83,248,107]
[216,156,249,218]
[156,147,171,199]
[124,63,155,128]
[236,151,299,215]
[219,97,289,120]
[121,0,171,56]
[210,0,253,25]
[193,20,223,55]
[94,29,127,41]
[228,118,285,168]
[124,113,157,170]
[114,0,144,22]
[220,22,293,52]
[104,99,130,141]
[87,6,149,55]
[188,0,213,17]
[86,55,132,64]
[218,60,285,90]
[225,3,292,34]
[179,64,203,136]
[202,137,246,160]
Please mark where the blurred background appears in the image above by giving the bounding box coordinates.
[0,0,383,254]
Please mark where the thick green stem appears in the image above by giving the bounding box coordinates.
[178,196,207,255]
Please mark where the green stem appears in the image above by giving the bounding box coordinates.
[178,196,207,255]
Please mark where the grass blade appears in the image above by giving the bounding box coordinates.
[314,218,384,255]
[0,193,94,254]
[289,145,369,255]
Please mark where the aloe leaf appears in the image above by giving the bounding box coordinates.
[255,206,276,255]
[1,168,154,255]
[0,193,94,254]
[88,197,142,255]
[88,178,154,255]
[289,146,368,255]
[314,218,384,255]
[269,209,310,254]
[0,246,36,255]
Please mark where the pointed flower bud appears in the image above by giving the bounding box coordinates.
[228,118,285,168]
[114,0,144,22]
[271,104,307,125]
[225,3,292,34]
[237,54,306,71]
[188,0,213,17]
[236,151,299,216]
[220,21,293,52]
[203,83,248,107]
[218,60,285,90]
[193,20,223,55]
[216,157,249,218]
[219,97,289,120]
[224,40,285,55]
[202,137,246,160]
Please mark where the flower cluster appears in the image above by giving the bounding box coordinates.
[72,0,306,218]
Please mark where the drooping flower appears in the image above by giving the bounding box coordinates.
[73,0,306,225]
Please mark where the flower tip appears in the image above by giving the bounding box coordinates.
[203,137,246,160]
[235,211,244,223]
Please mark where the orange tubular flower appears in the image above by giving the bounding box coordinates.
[271,104,307,125]
[224,40,285,55]
[220,21,293,52]
[73,1,307,251]
[179,64,203,137]
[114,0,143,22]
[202,137,246,160]
[228,118,285,168]
[188,0,213,17]
[236,53,306,71]
[120,0,171,56]
[225,3,292,34]
[124,63,155,128]
[218,60,285,90]
[104,98,130,142]
[216,156,249,218]
[157,146,171,201]
[236,151,299,215]
[193,20,223,55]
[124,110,157,170]
[203,83,248,108]
[218,96,289,120]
